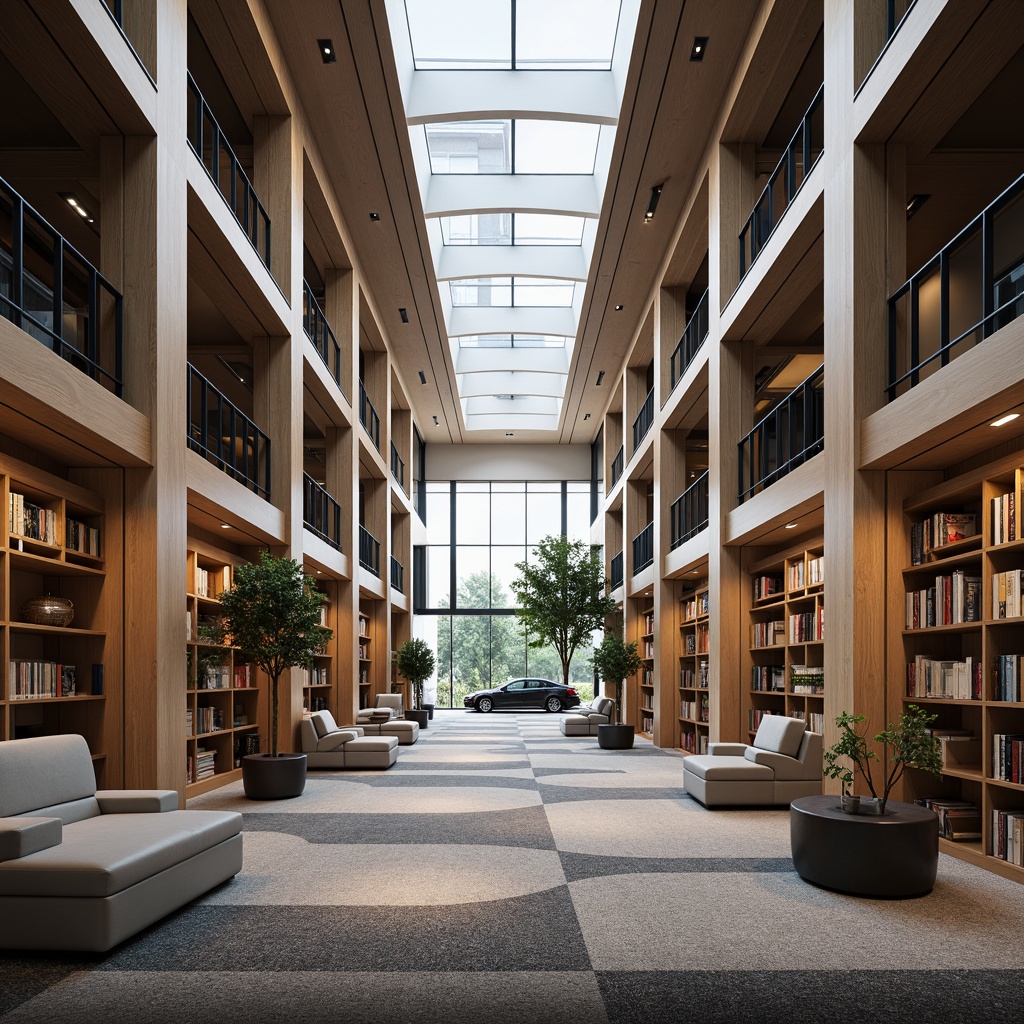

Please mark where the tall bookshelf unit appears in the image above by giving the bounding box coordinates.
[185,544,262,795]
[358,602,373,710]
[677,579,710,753]
[746,540,825,739]
[892,453,1024,881]
[638,602,655,737]
[2,457,116,784]
[304,578,334,716]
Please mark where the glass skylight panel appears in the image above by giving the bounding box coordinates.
[457,335,513,348]
[513,278,576,306]
[439,213,583,246]
[513,213,585,245]
[515,0,621,70]
[514,120,600,174]
[450,279,575,307]
[425,121,511,174]
[456,335,569,348]
[425,120,598,175]
[450,278,513,307]
[439,214,512,245]
[405,0,511,70]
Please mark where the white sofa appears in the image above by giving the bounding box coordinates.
[559,697,616,736]
[0,734,242,952]
[300,711,400,768]
[682,716,822,807]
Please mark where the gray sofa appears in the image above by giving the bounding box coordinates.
[354,695,420,745]
[682,715,822,807]
[300,711,400,768]
[0,734,242,952]
[559,697,616,736]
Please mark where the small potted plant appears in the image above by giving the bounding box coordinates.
[214,552,332,799]
[591,630,644,724]
[823,704,943,814]
[396,638,435,729]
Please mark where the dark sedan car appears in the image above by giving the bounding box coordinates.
[464,678,581,713]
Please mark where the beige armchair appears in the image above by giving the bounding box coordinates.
[357,693,404,723]
[559,697,616,736]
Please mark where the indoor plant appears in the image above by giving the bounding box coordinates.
[823,704,943,814]
[591,629,644,724]
[213,552,332,799]
[396,638,435,727]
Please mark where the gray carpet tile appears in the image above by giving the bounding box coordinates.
[240,805,555,847]
[0,960,96,1018]
[595,970,1024,1024]
[538,785,688,803]
[392,759,532,771]
[318,773,540,790]
[533,767,626,778]
[94,889,592,972]
[559,852,795,881]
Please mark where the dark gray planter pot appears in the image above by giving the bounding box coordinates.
[421,703,435,720]
[407,709,429,729]
[242,753,307,800]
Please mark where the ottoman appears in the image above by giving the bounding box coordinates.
[360,720,420,745]
[344,736,399,768]
[682,755,774,806]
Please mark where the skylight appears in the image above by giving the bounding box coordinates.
[449,278,577,307]
[439,213,585,246]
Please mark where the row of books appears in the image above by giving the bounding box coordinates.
[992,490,1017,545]
[8,661,77,699]
[304,666,328,686]
[751,619,786,648]
[788,555,824,591]
[789,609,824,644]
[306,695,329,713]
[917,798,982,841]
[992,809,1024,864]
[751,575,783,602]
[640,693,654,710]
[788,710,825,733]
[642,640,655,658]
[65,518,101,557]
[358,643,369,659]
[910,512,977,565]
[790,665,824,694]
[643,612,655,635]
[681,591,709,620]
[993,569,1024,619]
[905,570,982,629]
[639,713,654,734]
[194,746,216,781]
[234,732,261,767]
[752,664,785,692]
[679,662,709,688]
[194,706,225,735]
[359,615,370,637]
[195,565,231,599]
[680,730,709,754]
[681,623,710,656]
[994,654,1024,702]
[8,492,58,544]
[992,733,1024,783]
[906,655,982,700]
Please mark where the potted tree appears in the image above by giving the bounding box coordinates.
[592,629,644,724]
[823,704,943,814]
[396,638,435,729]
[214,552,332,799]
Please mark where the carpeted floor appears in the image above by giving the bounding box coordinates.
[2,710,1023,1023]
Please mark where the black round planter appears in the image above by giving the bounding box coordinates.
[407,709,429,729]
[241,753,307,800]
[422,703,435,720]
[598,724,635,750]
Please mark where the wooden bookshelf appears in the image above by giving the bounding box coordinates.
[185,542,262,795]
[638,601,655,737]
[303,578,334,716]
[677,579,710,753]
[358,603,372,709]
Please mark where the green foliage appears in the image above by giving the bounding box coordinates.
[396,638,436,709]
[823,704,943,812]
[592,630,644,723]
[213,552,332,756]
[510,535,616,687]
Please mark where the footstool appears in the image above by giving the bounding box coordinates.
[359,720,420,745]
[343,735,399,768]
[681,755,774,806]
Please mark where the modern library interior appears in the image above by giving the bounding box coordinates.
[2,1,1024,1022]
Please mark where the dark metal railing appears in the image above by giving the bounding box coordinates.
[103,0,123,25]
[359,525,380,577]
[610,550,624,591]
[739,85,824,280]
[186,72,271,269]
[633,389,655,452]
[0,177,123,396]
[887,171,1024,402]
[390,441,406,492]
[359,380,380,451]
[670,289,710,390]
[887,0,914,41]
[610,445,624,487]
[302,473,342,551]
[632,522,654,574]
[187,364,271,498]
[738,363,824,504]
[670,470,710,549]
[303,281,343,395]
[391,554,404,593]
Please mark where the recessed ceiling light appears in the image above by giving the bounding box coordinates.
[991,413,1020,427]
[690,37,708,61]
[906,194,930,219]
[59,192,94,223]
[583,413,591,421]
[614,305,623,311]
[418,370,427,384]
[220,523,230,529]
[399,307,409,323]
[318,39,336,64]
[432,415,439,426]
[505,432,514,437]
[596,371,606,385]
[369,212,380,222]
[785,522,798,529]
[644,184,663,222]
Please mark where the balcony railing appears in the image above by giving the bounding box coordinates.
[102,0,123,25]
[303,281,343,397]
[610,550,624,591]
[302,473,342,551]
[610,445,624,488]
[0,176,123,396]
[670,289,710,390]
[391,554,404,594]
[632,522,654,574]
[186,72,271,270]
[187,364,271,499]
[359,525,380,577]
[738,363,824,504]
[670,470,710,549]
[390,441,406,492]
[633,389,655,453]
[359,380,380,451]
[887,171,1024,402]
[739,85,824,280]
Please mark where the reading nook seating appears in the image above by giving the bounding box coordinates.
[0,734,243,952]
[300,710,400,768]
[559,697,616,736]
[682,715,823,807]
[354,693,420,744]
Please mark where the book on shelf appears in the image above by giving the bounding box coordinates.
[992,569,1024,619]
[752,575,784,602]
[788,609,824,644]
[752,664,785,692]
[697,659,709,688]
[790,665,824,694]
[9,659,63,699]
[807,712,824,733]
[8,492,58,544]
[65,517,101,557]
[992,809,1024,864]
[359,615,369,637]
[906,655,981,700]
[992,733,1024,783]
[195,705,225,734]
[233,664,252,688]
[991,490,1017,546]
[643,611,655,635]
[60,665,76,697]
[684,632,696,655]
[195,565,231,599]
[994,654,1024,702]
[910,513,978,564]
[640,713,654,734]
[905,571,982,628]
[198,662,231,689]
[643,640,654,658]
[695,622,709,655]
[917,798,982,841]
[194,746,216,780]
[750,620,786,648]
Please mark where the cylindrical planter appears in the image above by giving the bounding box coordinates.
[241,753,307,800]
[422,703,435,720]
[407,709,429,729]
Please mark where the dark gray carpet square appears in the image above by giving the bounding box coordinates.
[0,959,95,1017]
[393,760,531,771]
[533,767,626,778]
[559,852,794,881]
[330,774,538,791]
[538,785,686,804]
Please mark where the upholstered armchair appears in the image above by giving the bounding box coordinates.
[356,693,404,723]
[559,697,616,736]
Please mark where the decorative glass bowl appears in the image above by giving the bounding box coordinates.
[23,595,74,627]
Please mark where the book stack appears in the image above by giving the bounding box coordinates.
[808,712,824,733]
[788,610,823,643]
[992,569,1024,619]
[926,728,982,768]
[195,706,225,734]
[65,517,101,556]
[994,654,1023,702]
[906,655,981,699]
[906,570,982,628]
[8,492,58,543]
[992,809,1024,864]
[199,662,231,689]
[992,733,1024,783]
[194,747,216,780]
[752,664,785,692]
[8,660,73,699]
[233,664,252,688]
[918,798,982,841]
[991,490,1017,545]
[912,512,978,566]
[751,620,786,648]
[790,665,824,694]
[186,708,194,735]
[752,575,783,601]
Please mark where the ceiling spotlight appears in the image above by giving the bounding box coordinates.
[644,183,664,222]
[906,194,930,219]
[318,39,336,64]
[418,370,427,384]
[432,415,439,426]
[583,413,591,421]
[59,192,95,224]
[369,212,381,222]
[596,371,605,385]
[614,304,624,311]
[690,36,708,61]
[991,413,1021,427]
[785,522,798,529]
[220,523,230,529]
[399,307,409,323]
[505,432,514,437]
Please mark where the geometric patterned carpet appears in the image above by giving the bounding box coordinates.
[2,710,1023,1023]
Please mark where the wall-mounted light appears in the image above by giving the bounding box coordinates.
[991,413,1020,427]
[369,212,381,222]
[583,413,591,421]
[432,415,439,426]
[614,304,624,311]
[399,307,409,323]
[317,39,336,64]
[418,370,427,384]
[690,37,708,61]
[906,194,930,220]
[505,432,514,437]
[220,523,230,529]
[596,371,605,385]
[785,522,798,529]
[644,184,664,223]
[59,192,95,224]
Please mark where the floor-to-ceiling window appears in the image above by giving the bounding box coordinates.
[416,479,596,707]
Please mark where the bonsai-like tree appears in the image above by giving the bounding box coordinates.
[591,630,644,723]
[511,535,617,689]
[823,704,943,812]
[396,638,436,710]
[214,552,332,757]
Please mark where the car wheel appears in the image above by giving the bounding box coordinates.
[477,697,493,713]
[545,696,563,713]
